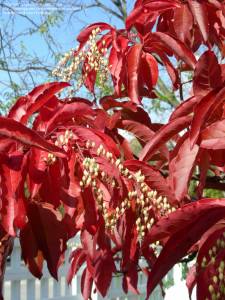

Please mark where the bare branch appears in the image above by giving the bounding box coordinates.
[94,0,124,21]
[0,29,17,97]
[0,65,52,73]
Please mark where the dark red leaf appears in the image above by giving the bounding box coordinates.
[127,44,143,104]
[81,230,97,262]
[45,101,94,133]
[141,52,158,91]
[0,227,14,300]
[8,82,69,123]
[140,115,192,161]
[100,96,137,112]
[20,202,68,279]
[94,252,116,297]
[0,117,66,158]
[21,82,70,124]
[186,265,197,299]
[151,32,197,69]
[77,22,113,44]
[193,51,222,97]
[82,187,98,234]
[121,120,154,143]
[146,199,225,298]
[81,267,93,300]
[169,96,198,121]
[173,3,193,43]
[168,137,199,202]
[190,88,222,148]
[188,0,209,42]
[67,248,86,284]
[200,119,225,150]
[0,153,27,236]
[126,1,180,30]
[109,47,126,96]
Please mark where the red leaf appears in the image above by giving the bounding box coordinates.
[169,96,198,121]
[151,32,197,69]
[188,0,209,42]
[157,51,179,89]
[122,226,140,295]
[121,120,154,143]
[0,231,14,300]
[20,225,44,279]
[77,22,113,44]
[109,47,126,96]
[126,1,180,30]
[121,106,152,127]
[82,187,98,234]
[193,51,222,97]
[140,115,192,161]
[94,129,121,157]
[141,52,158,91]
[144,199,225,248]
[94,252,116,297]
[20,202,68,279]
[173,3,193,43]
[122,263,140,295]
[81,267,93,300]
[39,159,65,208]
[61,153,81,213]
[186,265,196,299]
[45,101,94,133]
[81,230,97,262]
[190,88,222,148]
[21,82,70,124]
[8,82,69,123]
[0,117,66,158]
[168,137,199,202]
[0,153,27,236]
[200,119,225,150]
[196,150,210,198]
[146,198,225,297]
[67,248,86,284]
[127,44,143,104]
[100,96,137,112]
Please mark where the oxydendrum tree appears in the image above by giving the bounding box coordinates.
[1,1,225,300]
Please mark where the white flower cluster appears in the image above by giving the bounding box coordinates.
[52,27,109,95]
[79,140,177,238]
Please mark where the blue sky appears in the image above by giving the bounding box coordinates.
[0,1,131,60]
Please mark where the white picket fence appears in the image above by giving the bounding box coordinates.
[3,238,165,300]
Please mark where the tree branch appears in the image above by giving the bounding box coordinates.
[94,0,124,21]
[0,65,52,73]
[0,29,17,97]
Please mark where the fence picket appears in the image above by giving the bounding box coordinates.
[3,238,171,300]
[53,278,61,297]
[41,278,49,299]
[27,279,35,300]
[11,280,20,300]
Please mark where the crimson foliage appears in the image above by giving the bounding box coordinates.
[1,1,225,300]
